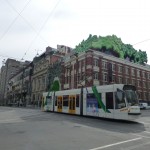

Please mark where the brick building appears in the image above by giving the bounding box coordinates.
[62,49,150,102]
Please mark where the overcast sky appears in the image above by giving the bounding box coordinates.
[0,0,150,67]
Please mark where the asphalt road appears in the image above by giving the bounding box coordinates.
[0,107,150,150]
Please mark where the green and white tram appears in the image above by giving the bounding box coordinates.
[42,84,140,121]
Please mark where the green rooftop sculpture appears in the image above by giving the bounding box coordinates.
[75,34,147,64]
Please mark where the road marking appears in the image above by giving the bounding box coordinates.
[0,118,24,123]
[138,121,150,125]
[132,133,150,139]
[89,137,142,150]
[122,141,150,150]
[144,131,150,134]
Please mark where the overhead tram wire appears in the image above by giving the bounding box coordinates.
[0,0,32,42]
[133,38,150,45]
[21,0,61,61]
[5,0,49,46]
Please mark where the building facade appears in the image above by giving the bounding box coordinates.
[1,47,149,106]
[62,49,150,102]
[7,63,33,106]
[0,59,27,105]
[31,46,64,107]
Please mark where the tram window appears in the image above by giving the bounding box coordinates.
[73,97,75,110]
[87,93,101,108]
[76,95,79,107]
[115,91,126,109]
[46,96,51,105]
[57,97,62,109]
[63,95,69,106]
[106,92,114,109]
[55,97,57,106]
[59,100,62,109]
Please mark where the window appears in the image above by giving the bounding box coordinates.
[137,70,141,77]
[125,67,129,74]
[112,75,115,82]
[94,59,98,67]
[103,73,107,81]
[33,80,36,91]
[79,61,81,68]
[119,77,123,84]
[63,95,69,106]
[76,95,79,107]
[143,82,146,88]
[82,60,85,67]
[57,97,62,109]
[137,80,142,87]
[132,79,136,86]
[138,92,142,99]
[143,92,147,100]
[65,77,67,84]
[118,65,123,73]
[131,69,135,76]
[46,96,52,105]
[106,92,114,109]
[78,73,81,82]
[112,64,116,71]
[115,90,126,109]
[125,78,129,84]
[87,93,101,110]
[102,61,107,69]
[142,72,146,78]
[55,98,57,106]
[80,72,85,81]
[42,77,45,89]
[38,79,41,90]
[108,63,112,82]
[94,72,98,80]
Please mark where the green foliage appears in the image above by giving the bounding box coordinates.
[75,34,98,53]
[51,80,60,91]
[75,34,148,64]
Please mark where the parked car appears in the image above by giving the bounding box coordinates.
[139,103,148,109]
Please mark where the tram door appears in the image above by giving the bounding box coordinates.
[69,95,76,114]
[57,96,62,112]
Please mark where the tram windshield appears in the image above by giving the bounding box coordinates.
[125,90,138,106]
[123,85,138,106]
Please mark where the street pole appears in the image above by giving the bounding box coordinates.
[20,67,24,107]
[80,85,83,116]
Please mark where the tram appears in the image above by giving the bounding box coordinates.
[42,84,141,121]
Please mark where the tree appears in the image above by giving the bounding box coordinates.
[75,34,148,64]
[51,80,60,91]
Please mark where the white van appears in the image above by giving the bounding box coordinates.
[139,103,148,109]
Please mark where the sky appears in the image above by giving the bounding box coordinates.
[0,0,150,67]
